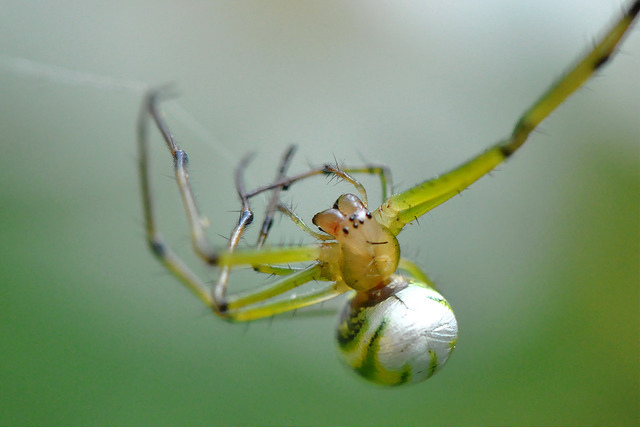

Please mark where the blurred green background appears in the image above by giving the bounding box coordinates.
[1,1,638,425]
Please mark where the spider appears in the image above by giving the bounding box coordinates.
[137,2,639,386]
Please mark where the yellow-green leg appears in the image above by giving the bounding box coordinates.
[398,258,436,289]
[375,1,640,236]
[227,282,346,322]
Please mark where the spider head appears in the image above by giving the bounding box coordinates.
[313,193,400,292]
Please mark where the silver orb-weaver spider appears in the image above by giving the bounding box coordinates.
[137,2,638,386]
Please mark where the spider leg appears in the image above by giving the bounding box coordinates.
[142,88,219,263]
[245,163,392,208]
[210,151,263,305]
[230,145,322,276]
[252,264,307,276]
[398,258,435,289]
[341,165,393,201]
[219,148,333,311]
[256,145,297,248]
[374,1,640,236]
[227,263,327,310]
[249,203,331,276]
[227,281,347,322]
[216,244,345,319]
[137,88,214,308]
[218,244,324,267]
[277,204,331,240]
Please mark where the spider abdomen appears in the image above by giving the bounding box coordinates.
[336,276,458,386]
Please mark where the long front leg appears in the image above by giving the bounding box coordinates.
[374,1,640,236]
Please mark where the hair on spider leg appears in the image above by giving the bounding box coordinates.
[282,299,339,320]
[390,293,411,310]
[330,152,341,169]
[268,312,277,327]
[322,168,343,186]
[214,232,232,243]
[395,214,421,230]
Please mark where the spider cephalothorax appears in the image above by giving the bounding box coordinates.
[313,193,399,292]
